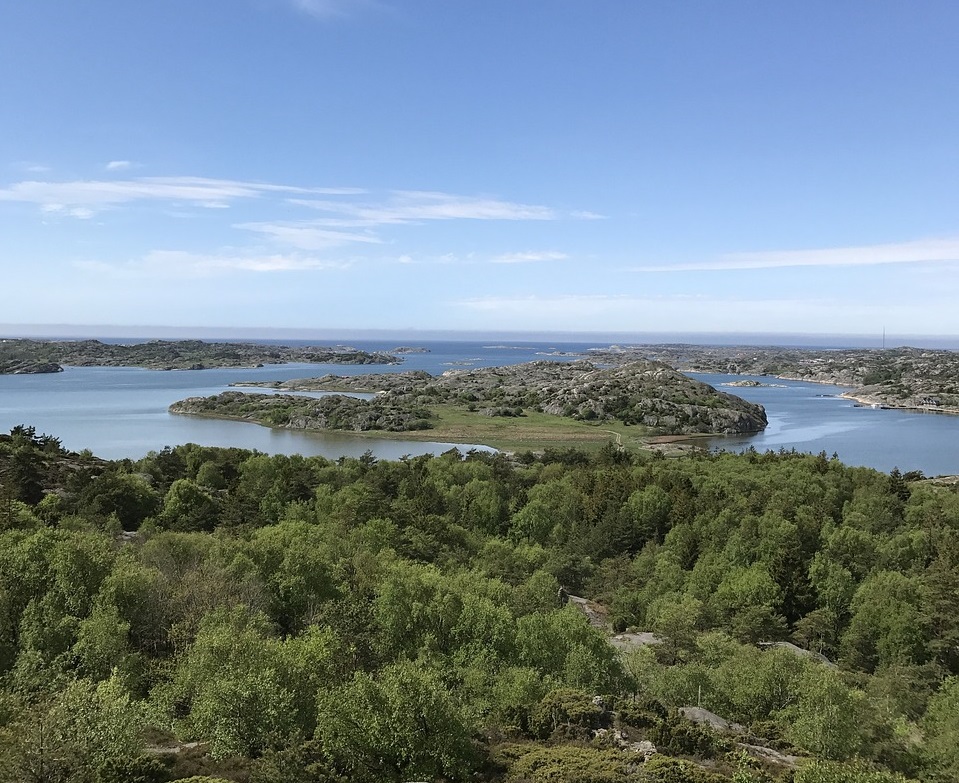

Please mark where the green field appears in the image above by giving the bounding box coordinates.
[347,405,654,453]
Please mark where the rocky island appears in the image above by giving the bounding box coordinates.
[0,338,397,373]
[390,345,431,354]
[171,359,767,451]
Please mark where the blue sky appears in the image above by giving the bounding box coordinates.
[2,1,958,339]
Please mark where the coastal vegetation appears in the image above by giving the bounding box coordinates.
[170,360,768,450]
[0,339,396,374]
[2,424,959,780]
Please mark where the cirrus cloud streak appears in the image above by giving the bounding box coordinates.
[290,190,558,226]
[0,176,365,213]
[631,237,959,272]
[75,250,350,279]
[236,221,383,250]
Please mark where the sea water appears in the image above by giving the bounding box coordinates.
[1,339,958,474]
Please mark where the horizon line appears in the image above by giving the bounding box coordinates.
[2,322,958,349]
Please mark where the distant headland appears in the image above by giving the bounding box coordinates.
[0,338,396,374]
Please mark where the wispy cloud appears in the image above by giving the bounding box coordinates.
[0,176,575,240]
[631,237,959,272]
[105,160,135,171]
[3,174,597,276]
[40,204,96,219]
[291,190,558,226]
[237,221,383,250]
[76,249,349,279]
[491,251,568,264]
[0,176,363,215]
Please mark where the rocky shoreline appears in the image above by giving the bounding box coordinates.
[838,390,959,416]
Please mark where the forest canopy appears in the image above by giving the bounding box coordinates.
[1,424,957,782]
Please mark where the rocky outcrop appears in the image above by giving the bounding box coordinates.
[1,360,64,374]
[678,706,745,734]
[757,640,837,668]
[230,359,767,437]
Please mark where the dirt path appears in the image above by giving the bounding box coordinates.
[602,430,624,448]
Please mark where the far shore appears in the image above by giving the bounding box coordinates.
[837,391,959,417]
[695,369,959,419]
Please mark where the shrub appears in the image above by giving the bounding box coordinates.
[530,689,603,740]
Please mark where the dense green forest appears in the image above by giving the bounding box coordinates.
[2,424,959,782]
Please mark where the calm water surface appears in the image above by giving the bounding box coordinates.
[1,340,958,475]
[692,374,959,476]
[0,340,581,460]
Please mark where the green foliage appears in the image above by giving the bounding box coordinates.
[640,754,728,783]
[2,438,956,780]
[650,710,727,758]
[786,667,869,760]
[485,665,549,731]
[160,479,219,531]
[247,520,339,632]
[77,471,160,530]
[0,674,149,783]
[170,778,235,783]
[516,608,626,692]
[528,688,602,740]
[313,660,476,782]
[73,603,138,683]
[152,607,341,759]
[922,676,959,781]
[794,759,916,783]
[710,563,786,643]
[499,742,627,782]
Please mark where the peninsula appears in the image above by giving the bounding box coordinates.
[170,359,767,452]
[0,338,397,373]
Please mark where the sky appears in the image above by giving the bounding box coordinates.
[2,1,959,341]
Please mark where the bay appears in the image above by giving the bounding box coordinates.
[1,339,958,476]
[691,373,959,477]
[0,339,586,461]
